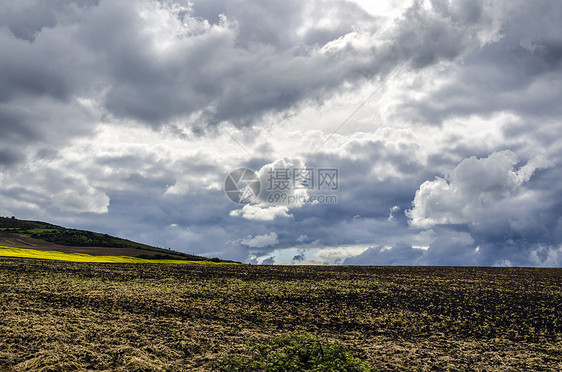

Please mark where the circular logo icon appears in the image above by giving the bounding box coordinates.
[224,168,261,204]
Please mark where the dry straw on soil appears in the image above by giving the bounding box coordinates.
[0,258,560,371]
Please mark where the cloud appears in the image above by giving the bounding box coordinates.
[0,0,504,168]
[419,230,479,266]
[296,234,308,243]
[1,0,562,267]
[393,1,562,128]
[406,151,551,228]
[388,205,400,221]
[403,149,562,266]
[344,242,424,265]
[527,245,562,267]
[229,158,311,220]
[230,205,292,221]
[260,256,275,265]
[51,189,110,215]
[0,161,110,215]
[292,253,305,262]
[300,245,368,265]
[241,232,280,248]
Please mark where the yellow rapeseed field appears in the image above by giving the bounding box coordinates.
[0,246,233,264]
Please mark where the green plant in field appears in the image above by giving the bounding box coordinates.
[216,333,375,371]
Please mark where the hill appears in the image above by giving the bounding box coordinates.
[0,216,234,263]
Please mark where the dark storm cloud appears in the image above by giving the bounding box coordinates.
[0,108,38,145]
[0,0,495,164]
[395,0,562,127]
[196,0,490,124]
[0,1,103,165]
[292,253,305,262]
[0,149,21,166]
[260,257,275,265]
[191,0,377,48]
[0,1,101,41]
[465,163,562,266]
[1,0,562,267]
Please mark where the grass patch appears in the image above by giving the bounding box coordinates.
[0,246,235,265]
[21,228,58,234]
[217,333,375,371]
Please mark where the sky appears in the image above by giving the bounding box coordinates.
[1,0,562,267]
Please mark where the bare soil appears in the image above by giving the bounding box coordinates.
[0,258,560,371]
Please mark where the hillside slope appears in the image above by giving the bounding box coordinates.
[0,217,233,263]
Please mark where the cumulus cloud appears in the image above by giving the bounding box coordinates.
[230,205,292,221]
[402,150,562,267]
[241,232,280,248]
[300,245,368,265]
[344,242,424,265]
[229,158,311,220]
[527,245,562,267]
[406,150,552,228]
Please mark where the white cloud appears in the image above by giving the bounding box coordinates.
[296,234,308,243]
[300,245,369,265]
[344,242,424,265]
[406,151,552,228]
[230,205,292,221]
[528,245,562,267]
[388,205,400,220]
[52,189,110,215]
[229,157,309,221]
[241,232,279,248]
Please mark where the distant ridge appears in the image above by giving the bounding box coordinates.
[0,216,236,263]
